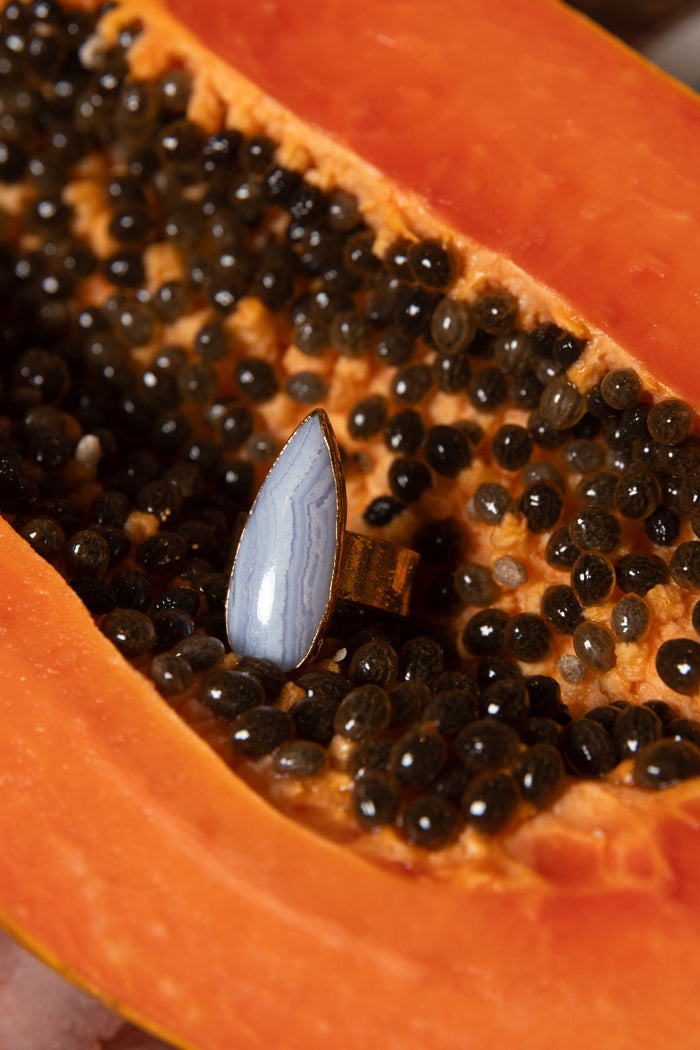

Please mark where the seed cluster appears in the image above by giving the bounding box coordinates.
[3,1,700,852]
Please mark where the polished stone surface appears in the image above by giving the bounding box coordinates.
[226,412,341,671]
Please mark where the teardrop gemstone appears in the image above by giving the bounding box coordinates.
[226,410,345,672]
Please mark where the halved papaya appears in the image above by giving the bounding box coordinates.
[3,1,700,1048]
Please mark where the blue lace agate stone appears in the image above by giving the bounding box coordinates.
[226,411,343,671]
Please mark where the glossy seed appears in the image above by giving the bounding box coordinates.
[348,394,388,440]
[477,656,523,690]
[432,763,471,805]
[331,310,370,357]
[347,738,392,780]
[473,482,515,525]
[584,704,619,734]
[479,676,530,726]
[641,699,677,728]
[401,794,460,849]
[572,621,617,673]
[504,613,551,663]
[681,474,700,515]
[173,634,224,671]
[363,495,404,526]
[431,352,473,392]
[423,425,471,477]
[473,288,518,333]
[407,239,455,289]
[559,719,617,777]
[455,718,520,777]
[525,674,565,719]
[634,738,700,789]
[135,479,183,525]
[430,297,475,354]
[647,398,695,445]
[568,507,621,554]
[18,516,65,563]
[424,688,479,737]
[616,553,669,596]
[272,740,327,777]
[199,670,265,719]
[656,638,700,694]
[467,367,507,412]
[399,635,445,683]
[423,571,461,613]
[513,743,564,807]
[491,423,533,470]
[655,438,700,476]
[462,607,510,656]
[644,507,680,547]
[236,358,278,401]
[461,771,519,834]
[136,531,186,575]
[392,362,433,403]
[352,771,402,829]
[375,327,414,366]
[103,249,145,287]
[670,541,700,590]
[333,684,391,741]
[600,368,642,410]
[388,456,432,502]
[389,726,447,788]
[494,330,536,375]
[508,372,543,409]
[348,639,399,687]
[288,698,335,748]
[231,706,292,759]
[111,570,151,612]
[285,372,328,405]
[101,609,155,657]
[148,601,194,646]
[615,470,660,519]
[519,482,563,533]
[383,408,425,454]
[613,705,662,759]
[667,717,700,747]
[562,438,604,475]
[69,577,118,615]
[545,526,579,570]
[610,594,651,643]
[541,585,584,635]
[446,563,495,616]
[539,376,585,429]
[571,553,616,606]
[386,681,429,729]
[520,717,562,747]
[293,317,329,356]
[576,470,619,509]
[150,653,192,697]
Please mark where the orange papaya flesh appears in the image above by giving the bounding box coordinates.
[2,0,700,1048]
[166,0,700,403]
[4,510,700,1050]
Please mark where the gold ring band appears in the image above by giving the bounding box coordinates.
[337,532,419,618]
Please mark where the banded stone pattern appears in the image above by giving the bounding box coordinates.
[227,412,342,670]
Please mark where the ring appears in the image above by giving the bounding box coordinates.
[226,409,420,672]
